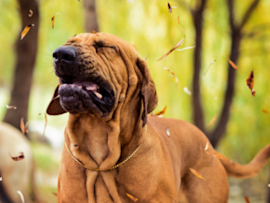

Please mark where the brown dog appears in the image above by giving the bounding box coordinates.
[47,33,270,203]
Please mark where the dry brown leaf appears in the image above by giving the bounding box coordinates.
[126,193,138,202]
[189,168,206,180]
[157,38,185,61]
[20,118,26,135]
[166,127,170,137]
[177,16,187,36]
[262,109,269,114]
[244,196,250,203]
[154,106,167,117]
[209,114,217,127]
[163,67,179,85]
[246,71,255,96]
[43,113,48,141]
[6,104,17,109]
[168,3,172,12]
[21,24,34,40]
[10,152,25,161]
[203,60,216,76]
[28,9,33,17]
[17,191,25,203]
[51,12,60,29]
[228,59,238,69]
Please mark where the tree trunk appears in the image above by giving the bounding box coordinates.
[84,0,99,32]
[191,0,207,134]
[3,0,39,135]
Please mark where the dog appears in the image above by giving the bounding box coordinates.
[47,32,270,203]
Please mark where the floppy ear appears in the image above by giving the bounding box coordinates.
[46,85,67,115]
[136,57,158,127]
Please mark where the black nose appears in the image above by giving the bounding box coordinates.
[53,46,76,63]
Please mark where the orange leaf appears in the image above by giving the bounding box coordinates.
[154,106,167,117]
[6,104,17,109]
[28,9,33,17]
[126,193,138,202]
[20,118,26,135]
[92,30,97,34]
[189,168,206,180]
[262,109,268,114]
[163,67,179,85]
[21,24,34,40]
[244,196,250,203]
[51,12,60,29]
[157,38,184,61]
[209,114,217,127]
[246,71,255,96]
[10,152,25,161]
[228,59,238,69]
[177,16,187,36]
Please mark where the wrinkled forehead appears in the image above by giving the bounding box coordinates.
[64,33,136,53]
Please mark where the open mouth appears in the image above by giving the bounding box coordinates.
[58,75,115,115]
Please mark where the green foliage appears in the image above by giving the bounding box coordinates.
[0,0,270,165]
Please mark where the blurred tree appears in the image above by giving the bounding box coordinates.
[178,0,261,148]
[3,0,39,136]
[84,0,99,32]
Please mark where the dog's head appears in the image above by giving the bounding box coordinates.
[47,33,157,126]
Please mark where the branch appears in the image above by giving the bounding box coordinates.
[227,0,235,30]
[239,0,260,30]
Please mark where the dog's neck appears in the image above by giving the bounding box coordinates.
[65,110,144,169]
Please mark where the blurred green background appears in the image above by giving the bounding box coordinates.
[0,0,270,202]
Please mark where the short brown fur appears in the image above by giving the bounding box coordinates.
[47,33,270,203]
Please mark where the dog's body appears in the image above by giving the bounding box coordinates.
[47,33,270,203]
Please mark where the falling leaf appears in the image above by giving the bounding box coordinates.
[6,105,17,109]
[157,38,185,61]
[183,87,192,95]
[10,152,25,161]
[176,46,195,52]
[209,114,217,127]
[92,30,97,34]
[126,193,138,202]
[43,113,48,141]
[20,118,26,135]
[204,142,209,151]
[228,59,238,69]
[189,168,206,180]
[177,16,187,36]
[246,71,255,96]
[21,24,34,40]
[168,3,172,12]
[244,196,250,203]
[154,106,167,117]
[28,9,33,17]
[203,60,216,76]
[17,191,25,203]
[163,67,179,85]
[51,12,60,29]
[166,127,170,137]
[144,54,149,61]
[262,109,268,114]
